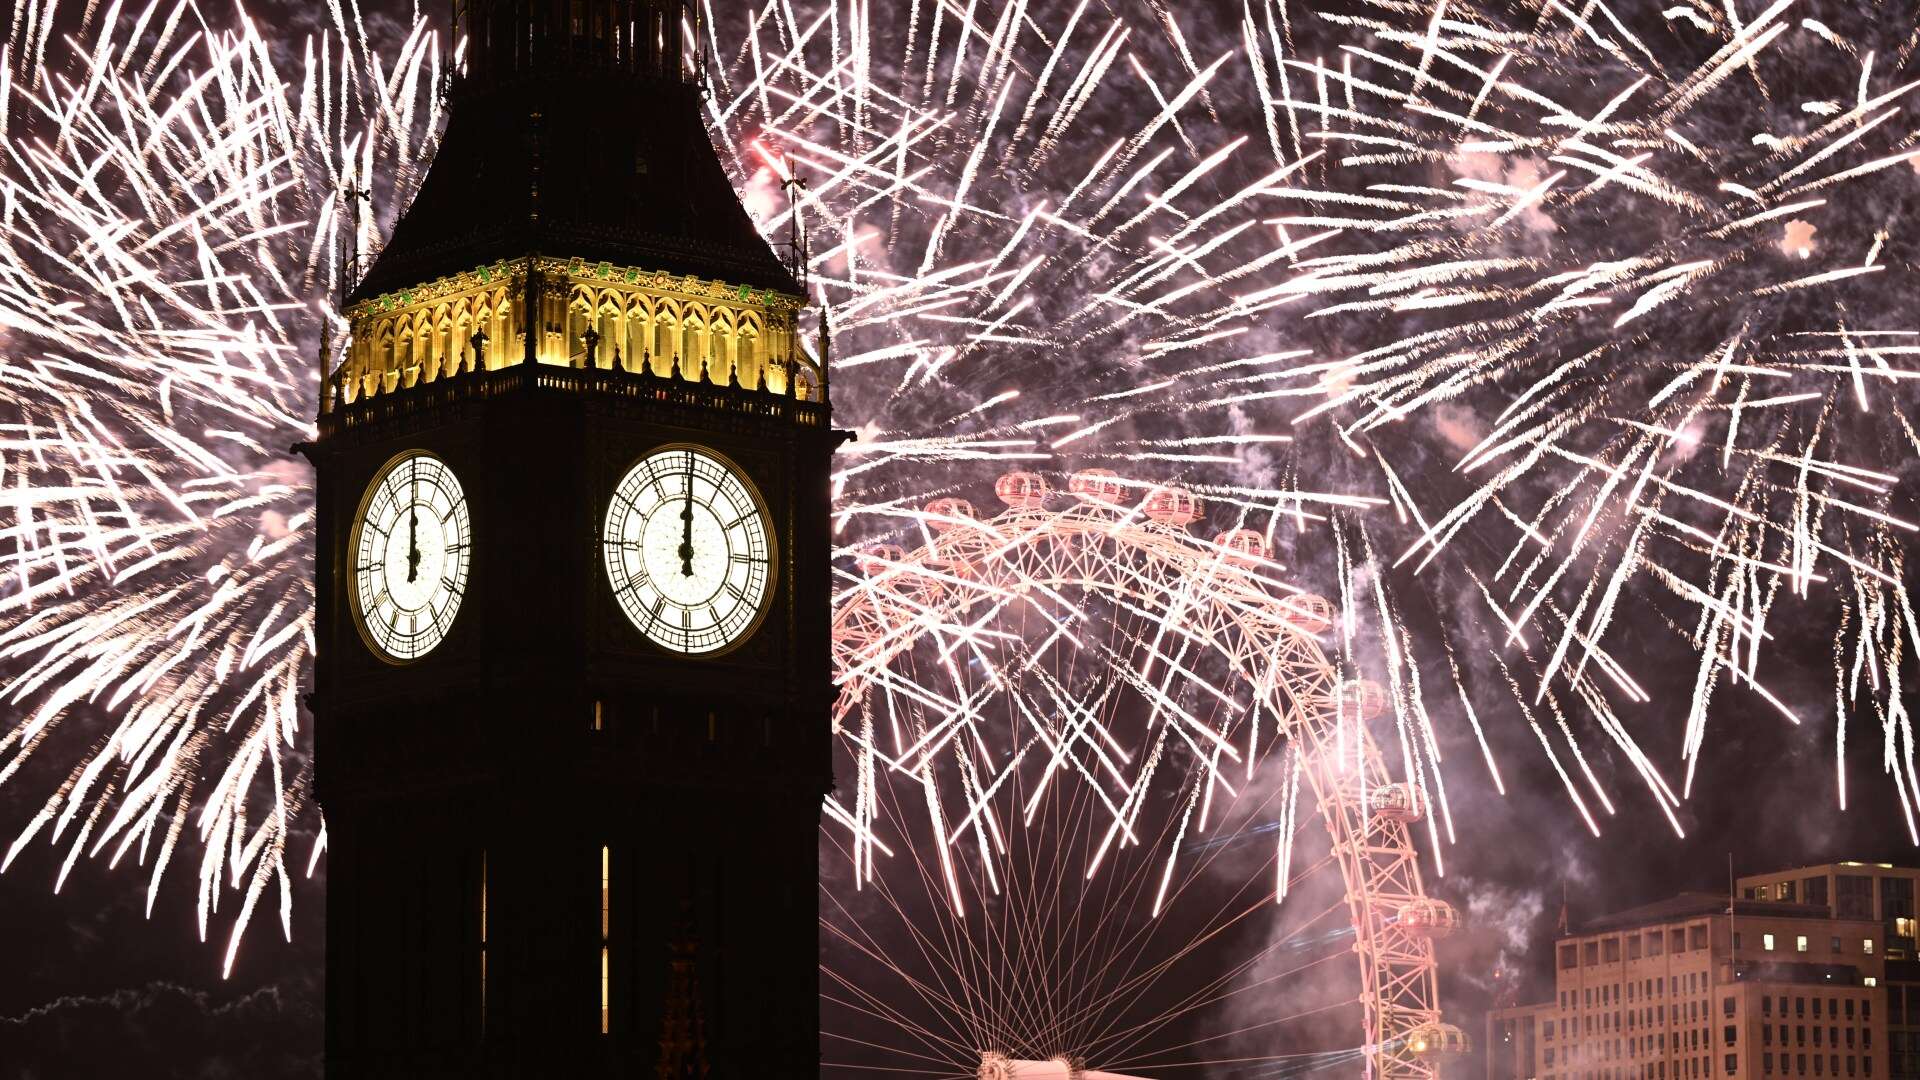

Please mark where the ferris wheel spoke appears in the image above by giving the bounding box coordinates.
[828,499,1453,1076]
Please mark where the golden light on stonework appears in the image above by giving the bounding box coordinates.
[330,257,817,407]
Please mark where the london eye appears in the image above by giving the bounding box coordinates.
[825,470,1467,1077]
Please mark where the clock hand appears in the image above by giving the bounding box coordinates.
[407,504,420,584]
[406,465,421,584]
[678,450,695,577]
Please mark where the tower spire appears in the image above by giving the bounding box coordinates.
[349,0,795,307]
[455,1,701,92]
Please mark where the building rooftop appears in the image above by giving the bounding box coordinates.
[1741,860,1913,877]
[1574,891,1838,933]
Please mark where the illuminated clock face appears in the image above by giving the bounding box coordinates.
[604,446,774,654]
[350,452,471,661]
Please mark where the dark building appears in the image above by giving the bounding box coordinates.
[301,2,843,1075]
[1489,1005,1541,1080]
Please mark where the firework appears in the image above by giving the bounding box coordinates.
[0,1,1910,1059]
[0,0,440,971]
[824,476,1455,1074]
[1221,1,1920,836]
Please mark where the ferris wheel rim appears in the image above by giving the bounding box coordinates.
[827,494,1456,1078]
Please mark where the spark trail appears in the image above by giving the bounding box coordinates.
[0,0,1910,1045]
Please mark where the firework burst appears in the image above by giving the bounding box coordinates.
[0,0,440,971]
[0,0,1912,1031]
[1231,1,1920,835]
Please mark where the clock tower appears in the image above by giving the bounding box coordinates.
[301,2,839,1076]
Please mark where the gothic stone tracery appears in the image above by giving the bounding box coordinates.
[334,257,816,407]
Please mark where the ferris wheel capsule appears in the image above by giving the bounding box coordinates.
[995,471,1051,509]
[1404,1021,1470,1058]
[1214,528,1267,564]
[1370,782,1423,824]
[924,497,978,530]
[1335,679,1389,722]
[1278,593,1335,635]
[1142,486,1201,526]
[857,543,906,576]
[1068,468,1129,504]
[1397,898,1461,939]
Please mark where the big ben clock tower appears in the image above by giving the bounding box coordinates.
[301,2,839,1075]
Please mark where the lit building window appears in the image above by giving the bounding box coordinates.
[601,845,610,1034]
[480,850,488,1035]
[1796,936,1809,953]
[1862,939,1873,954]
[1764,934,1777,951]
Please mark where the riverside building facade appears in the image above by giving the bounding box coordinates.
[1490,873,1905,1080]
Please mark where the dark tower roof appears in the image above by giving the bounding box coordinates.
[349,0,799,304]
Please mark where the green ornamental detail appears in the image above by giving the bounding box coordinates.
[737,284,751,300]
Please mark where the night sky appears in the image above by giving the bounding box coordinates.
[1,676,1907,1076]
[2,1,1918,1077]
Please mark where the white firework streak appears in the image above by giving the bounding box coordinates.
[0,0,1912,986]
[1219,1,1920,835]
[0,0,441,972]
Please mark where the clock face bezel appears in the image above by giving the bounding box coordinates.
[602,442,777,658]
[347,449,473,665]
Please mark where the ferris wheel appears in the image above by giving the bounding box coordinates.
[824,469,1468,1078]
